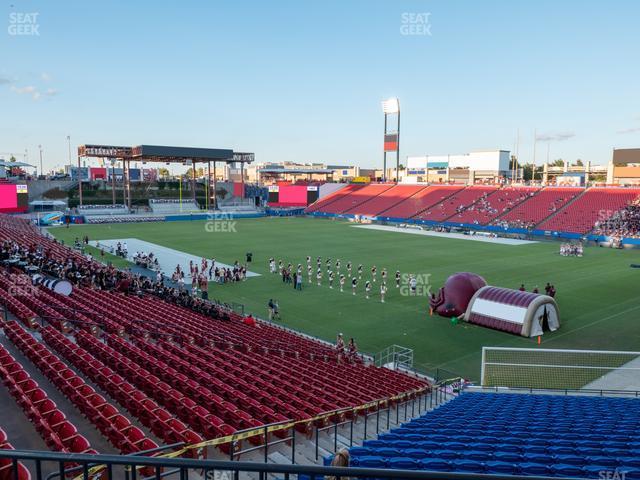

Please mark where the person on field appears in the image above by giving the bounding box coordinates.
[339,274,345,292]
[380,282,387,303]
[351,277,358,295]
[409,275,417,296]
[395,270,401,288]
[364,280,371,299]
[267,299,274,320]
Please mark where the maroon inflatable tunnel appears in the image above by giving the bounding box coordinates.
[429,272,487,318]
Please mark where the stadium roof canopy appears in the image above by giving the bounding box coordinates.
[131,145,236,163]
[0,160,34,168]
[78,144,254,165]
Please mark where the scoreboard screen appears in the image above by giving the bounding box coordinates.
[0,184,28,213]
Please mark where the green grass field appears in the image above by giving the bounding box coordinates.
[49,217,640,381]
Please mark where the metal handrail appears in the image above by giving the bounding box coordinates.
[0,450,585,480]
[466,384,640,397]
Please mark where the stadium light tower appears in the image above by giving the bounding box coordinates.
[381,97,400,183]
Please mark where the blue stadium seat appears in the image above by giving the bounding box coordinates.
[485,461,519,475]
[387,457,419,470]
[401,448,429,459]
[550,463,586,477]
[349,447,370,457]
[348,393,640,478]
[520,462,551,476]
[419,458,452,471]
[351,456,386,468]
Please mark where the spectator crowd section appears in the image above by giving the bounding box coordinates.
[416,186,498,223]
[0,213,428,463]
[492,187,582,230]
[449,186,540,225]
[305,185,640,234]
[594,201,640,239]
[344,392,640,478]
[538,188,640,234]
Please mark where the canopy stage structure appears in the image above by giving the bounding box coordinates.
[77,144,254,210]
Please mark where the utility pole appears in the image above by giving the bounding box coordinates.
[38,145,43,177]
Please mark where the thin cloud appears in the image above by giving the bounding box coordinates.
[11,85,41,100]
[10,84,58,101]
[617,127,640,135]
[0,76,12,85]
[535,131,575,142]
[41,72,51,82]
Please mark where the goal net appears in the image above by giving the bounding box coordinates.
[481,347,640,390]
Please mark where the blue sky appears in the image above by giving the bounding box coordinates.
[1,0,639,172]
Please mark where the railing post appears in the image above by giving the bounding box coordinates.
[376,401,380,434]
[315,426,319,461]
[363,410,368,439]
[291,427,296,464]
[264,426,268,463]
[349,417,354,447]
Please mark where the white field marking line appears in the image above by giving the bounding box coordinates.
[352,224,538,245]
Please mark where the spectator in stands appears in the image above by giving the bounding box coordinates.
[519,284,525,291]
[594,202,640,240]
[336,333,345,354]
[347,338,358,358]
[243,314,256,327]
[328,449,350,480]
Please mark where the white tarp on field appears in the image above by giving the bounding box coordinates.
[89,238,260,278]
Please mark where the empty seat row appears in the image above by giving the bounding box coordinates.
[0,343,95,455]
[0,427,31,480]
[74,331,239,452]
[3,321,158,456]
[41,327,205,458]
